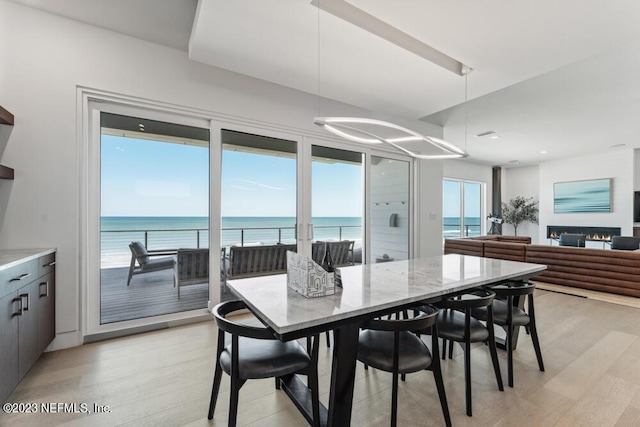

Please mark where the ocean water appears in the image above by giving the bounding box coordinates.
[101,216,362,267]
[443,216,482,238]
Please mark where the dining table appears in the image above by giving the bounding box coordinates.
[226,253,546,427]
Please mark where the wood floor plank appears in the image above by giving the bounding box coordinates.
[544,330,637,401]
[555,374,638,426]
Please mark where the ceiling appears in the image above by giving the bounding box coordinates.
[11,0,640,167]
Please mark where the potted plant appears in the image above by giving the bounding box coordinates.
[501,196,539,236]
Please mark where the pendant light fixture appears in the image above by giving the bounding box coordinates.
[311,0,470,159]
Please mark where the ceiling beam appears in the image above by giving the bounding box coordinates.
[311,0,468,76]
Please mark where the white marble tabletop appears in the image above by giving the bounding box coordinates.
[227,254,546,337]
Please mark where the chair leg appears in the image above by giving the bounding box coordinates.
[391,372,399,427]
[127,257,136,286]
[441,339,447,360]
[464,340,472,416]
[432,367,452,427]
[529,321,545,372]
[507,325,514,388]
[488,336,504,391]
[207,362,223,420]
[228,375,245,427]
[275,377,281,390]
[325,330,331,348]
[401,373,406,382]
[448,338,454,359]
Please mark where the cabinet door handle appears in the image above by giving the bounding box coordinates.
[10,272,32,282]
[20,293,30,311]
[39,281,49,297]
[43,261,56,267]
[12,297,23,317]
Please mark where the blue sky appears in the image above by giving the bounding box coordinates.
[443,180,482,218]
[101,135,363,217]
[101,135,209,216]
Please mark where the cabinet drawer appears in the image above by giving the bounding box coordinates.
[38,252,56,278]
[0,259,38,299]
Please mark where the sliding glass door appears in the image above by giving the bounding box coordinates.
[99,113,210,324]
[443,179,484,238]
[311,145,363,265]
[220,129,298,299]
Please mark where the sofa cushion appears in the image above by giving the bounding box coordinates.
[483,241,526,262]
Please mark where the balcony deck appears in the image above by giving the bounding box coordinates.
[100,266,210,324]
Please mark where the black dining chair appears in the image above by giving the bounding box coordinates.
[471,281,544,387]
[357,305,451,427]
[433,289,504,417]
[558,233,586,247]
[208,300,321,427]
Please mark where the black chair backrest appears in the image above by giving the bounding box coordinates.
[489,281,535,297]
[213,300,277,340]
[559,233,586,247]
[611,236,640,251]
[361,305,438,332]
[439,289,495,310]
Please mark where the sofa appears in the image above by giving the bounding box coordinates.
[444,236,640,298]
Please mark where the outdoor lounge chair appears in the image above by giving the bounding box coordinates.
[312,240,355,267]
[127,241,177,286]
[177,248,210,298]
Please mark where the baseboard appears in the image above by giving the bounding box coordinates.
[46,331,83,351]
[533,281,640,309]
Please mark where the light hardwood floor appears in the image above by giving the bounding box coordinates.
[3,287,640,426]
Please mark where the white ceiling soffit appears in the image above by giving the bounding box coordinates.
[10,0,198,51]
[189,0,640,120]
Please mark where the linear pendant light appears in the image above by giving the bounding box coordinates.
[314,117,469,159]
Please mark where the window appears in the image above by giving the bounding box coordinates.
[443,179,483,238]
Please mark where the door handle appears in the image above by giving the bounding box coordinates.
[39,281,49,298]
[20,293,30,311]
[12,297,23,317]
[10,273,32,282]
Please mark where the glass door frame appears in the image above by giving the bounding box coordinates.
[302,135,415,265]
[80,89,416,337]
[84,97,213,337]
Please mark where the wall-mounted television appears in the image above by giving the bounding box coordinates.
[553,178,612,213]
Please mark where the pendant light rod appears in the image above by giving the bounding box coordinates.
[311,0,469,76]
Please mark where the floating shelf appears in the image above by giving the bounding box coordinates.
[0,105,15,179]
[0,165,14,180]
[0,105,14,125]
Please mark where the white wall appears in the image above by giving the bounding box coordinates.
[502,165,540,241]
[0,1,446,347]
[538,149,634,243]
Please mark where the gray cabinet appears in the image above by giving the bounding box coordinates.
[0,250,55,403]
[0,292,19,404]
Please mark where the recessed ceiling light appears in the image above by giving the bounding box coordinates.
[508,160,520,164]
[540,150,548,154]
[475,130,497,138]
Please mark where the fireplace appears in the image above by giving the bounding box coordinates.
[547,225,621,242]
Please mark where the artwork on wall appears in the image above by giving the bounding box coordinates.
[554,178,612,213]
